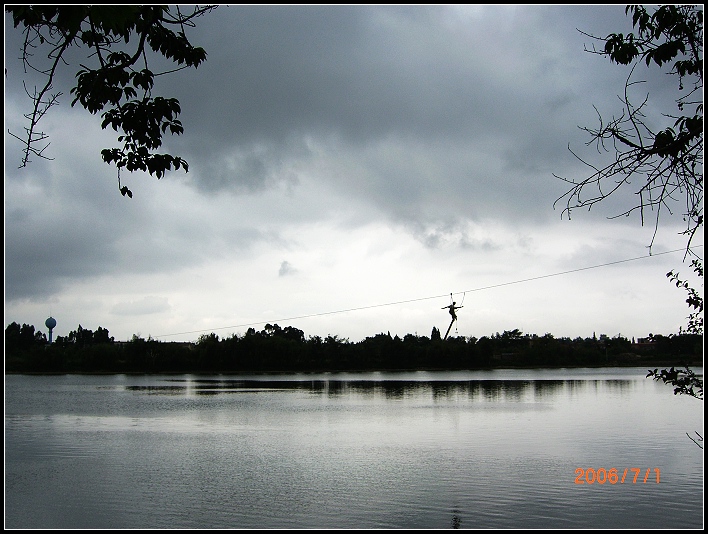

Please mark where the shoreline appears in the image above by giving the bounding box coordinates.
[5,361,703,377]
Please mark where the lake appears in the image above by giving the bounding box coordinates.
[4,368,704,529]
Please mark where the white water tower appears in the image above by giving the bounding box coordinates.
[45,316,57,343]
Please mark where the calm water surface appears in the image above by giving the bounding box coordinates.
[5,368,704,529]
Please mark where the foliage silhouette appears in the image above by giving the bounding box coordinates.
[647,366,703,400]
[5,321,701,374]
[666,259,704,335]
[555,5,703,255]
[6,5,215,197]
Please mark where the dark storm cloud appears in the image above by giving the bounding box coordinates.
[4,205,118,301]
[3,103,278,303]
[5,5,641,221]
[181,5,619,143]
[163,4,644,229]
[2,6,643,282]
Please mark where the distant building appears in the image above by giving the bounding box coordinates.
[633,336,656,351]
[45,317,57,343]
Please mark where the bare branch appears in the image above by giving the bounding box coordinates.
[686,431,703,449]
[557,6,702,257]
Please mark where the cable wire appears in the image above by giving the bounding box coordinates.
[155,246,702,339]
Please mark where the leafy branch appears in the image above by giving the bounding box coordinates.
[554,5,703,256]
[667,258,704,335]
[647,366,703,400]
[6,5,216,197]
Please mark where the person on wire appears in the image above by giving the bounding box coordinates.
[443,301,463,322]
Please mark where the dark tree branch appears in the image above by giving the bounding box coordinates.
[556,5,703,257]
[6,5,216,194]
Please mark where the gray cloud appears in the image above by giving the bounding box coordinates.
[163,5,647,228]
[5,5,643,226]
[3,105,280,303]
[278,261,297,277]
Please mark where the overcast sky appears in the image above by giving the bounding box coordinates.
[4,5,703,344]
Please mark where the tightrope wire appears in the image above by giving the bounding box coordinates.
[156,246,702,339]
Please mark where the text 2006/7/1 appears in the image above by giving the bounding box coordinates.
[575,468,661,484]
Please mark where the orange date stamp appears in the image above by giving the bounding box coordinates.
[575,467,661,484]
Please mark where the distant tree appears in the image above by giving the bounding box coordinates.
[196,332,222,371]
[93,326,114,344]
[5,322,22,349]
[11,322,46,347]
[35,330,48,345]
[6,5,215,197]
[431,326,441,342]
[262,323,283,337]
[197,332,220,345]
[67,324,93,346]
[282,326,305,342]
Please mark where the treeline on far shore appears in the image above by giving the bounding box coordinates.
[5,321,702,374]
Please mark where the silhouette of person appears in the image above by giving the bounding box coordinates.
[443,302,463,321]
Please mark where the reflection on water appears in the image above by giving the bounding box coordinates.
[451,509,462,529]
[125,377,633,402]
[5,369,703,529]
[533,379,565,398]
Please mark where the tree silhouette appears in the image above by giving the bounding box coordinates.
[6,5,215,197]
[555,5,703,255]
[555,5,703,404]
[5,319,702,374]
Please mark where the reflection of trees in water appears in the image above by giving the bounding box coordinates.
[345,380,547,401]
[481,381,504,402]
[431,382,465,399]
[382,383,406,399]
[498,380,528,401]
[451,509,461,529]
[477,380,533,402]
[557,378,637,399]
[324,379,345,397]
[565,380,587,397]
[125,385,186,395]
[604,379,635,395]
[532,380,565,399]
[145,378,633,399]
